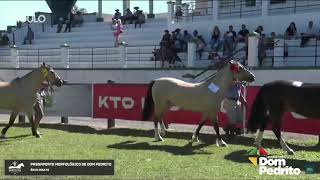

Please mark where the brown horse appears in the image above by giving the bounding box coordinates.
[0,63,64,138]
[247,80,320,155]
[142,60,255,146]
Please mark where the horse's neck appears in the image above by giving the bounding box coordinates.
[202,67,233,94]
[20,69,44,94]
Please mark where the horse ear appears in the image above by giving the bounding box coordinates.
[42,62,46,67]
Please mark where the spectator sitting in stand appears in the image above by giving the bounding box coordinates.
[122,8,134,24]
[195,35,206,60]
[1,33,10,46]
[210,26,222,51]
[64,18,72,33]
[134,10,145,29]
[73,12,84,27]
[255,25,264,36]
[56,17,64,33]
[133,7,140,21]
[238,24,249,43]
[182,30,192,51]
[174,28,183,52]
[23,26,34,44]
[175,6,183,17]
[300,21,318,47]
[112,9,122,22]
[285,22,297,39]
[223,25,237,54]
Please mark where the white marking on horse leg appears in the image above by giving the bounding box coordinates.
[254,131,264,148]
[191,133,199,143]
[280,137,294,155]
[154,125,163,141]
[160,121,166,137]
[216,139,228,147]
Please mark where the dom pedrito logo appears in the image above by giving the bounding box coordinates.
[8,161,25,174]
[249,157,301,175]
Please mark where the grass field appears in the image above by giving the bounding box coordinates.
[0,123,319,180]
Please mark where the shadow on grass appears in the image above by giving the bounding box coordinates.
[224,150,320,174]
[1,123,319,153]
[107,140,213,156]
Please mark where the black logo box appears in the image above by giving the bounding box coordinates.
[5,160,114,176]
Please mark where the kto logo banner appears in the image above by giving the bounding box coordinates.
[249,157,301,175]
[26,15,46,23]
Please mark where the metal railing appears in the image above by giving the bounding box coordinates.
[219,0,262,19]
[17,48,61,67]
[68,47,120,68]
[258,35,320,67]
[268,0,320,15]
[174,1,213,22]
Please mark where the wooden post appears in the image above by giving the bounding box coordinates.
[61,116,68,124]
[107,80,115,129]
[18,115,26,124]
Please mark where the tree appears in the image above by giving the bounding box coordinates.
[72,5,87,14]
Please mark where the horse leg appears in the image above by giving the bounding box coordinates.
[159,120,166,137]
[254,130,264,148]
[212,116,228,147]
[33,101,44,136]
[0,111,18,139]
[27,111,41,138]
[154,116,163,141]
[192,115,207,143]
[271,114,294,155]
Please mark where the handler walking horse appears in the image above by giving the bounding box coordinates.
[142,60,255,146]
[247,80,320,155]
[0,63,64,138]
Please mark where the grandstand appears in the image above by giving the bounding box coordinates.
[0,0,320,69]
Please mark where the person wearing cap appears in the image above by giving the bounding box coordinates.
[134,10,145,29]
[182,30,192,51]
[174,28,183,52]
[122,8,133,24]
[161,30,171,47]
[112,9,122,22]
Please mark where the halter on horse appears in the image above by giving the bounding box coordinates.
[247,80,320,155]
[142,60,255,146]
[0,63,64,139]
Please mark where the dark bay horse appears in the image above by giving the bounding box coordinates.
[247,80,320,155]
[142,60,255,146]
[0,63,64,138]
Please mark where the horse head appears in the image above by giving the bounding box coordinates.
[227,60,255,83]
[40,63,64,87]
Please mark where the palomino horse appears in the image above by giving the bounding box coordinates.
[142,60,255,146]
[247,80,320,155]
[0,63,64,138]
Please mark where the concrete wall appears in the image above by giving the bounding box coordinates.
[0,68,319,86]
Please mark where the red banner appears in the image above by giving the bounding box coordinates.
[93,84,320,135]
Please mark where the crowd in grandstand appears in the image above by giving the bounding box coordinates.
[111,7,146,29]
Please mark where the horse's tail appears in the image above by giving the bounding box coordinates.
[142,80,155,121]
[246,86,269,133]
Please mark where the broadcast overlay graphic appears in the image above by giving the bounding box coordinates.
[248,156,317,175]
[5,160,114,176]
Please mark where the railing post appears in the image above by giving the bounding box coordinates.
[181,3,189,22]
[262,0,269,17]
[118,42,127,68]
[18,115,26,124]
[10,45,19,68]
[273,38,285,67]
[60,43,70,68]
[248,33,260,68]
[167,1,175,26]
[212,0,219,20]
[61,116,68,124]
[107,80,115,129]
[187,42,196,67]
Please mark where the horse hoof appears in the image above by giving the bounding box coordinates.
[287,150,295,155]
[191,135,200,143]
[216,140,228,147]
[0,134,7,139]
[35,134,42,138]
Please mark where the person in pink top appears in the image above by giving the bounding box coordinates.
[113,19,123,47]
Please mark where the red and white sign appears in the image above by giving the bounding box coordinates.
[93,84,320,135]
